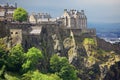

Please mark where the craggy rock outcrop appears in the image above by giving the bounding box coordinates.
[103,61,120,80]
[1,22,120,80]
[22,25,120,80]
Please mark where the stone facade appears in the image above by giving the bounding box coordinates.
[29,12,56,24]
[0,8,96,48]
[0,3,17,21]
[10,29,22,46]
[62,9,87,29]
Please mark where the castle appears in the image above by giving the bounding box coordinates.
[62,9,87,29]
[29,12,56,24]
[0,3,17,21]
[0,4,95,48]
[29,9,87,30]
[29,9,94,33]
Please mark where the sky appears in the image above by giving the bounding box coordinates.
[0,0,120,23]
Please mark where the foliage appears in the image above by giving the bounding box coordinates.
[31,70,61,80]
[22,70,61,80]
[50,54,78,80]
[0,65,5,78]
[22,47,43,72]
[13,7,28,22]
[0,38,78,80]
[83,38,96,45]
[6,44,24,72]
[4,73,20,80]
[50,54,69,72]
[59,65,78,80]
[22,71,33,80]
[0,38,8,51]
[0,48,7,68]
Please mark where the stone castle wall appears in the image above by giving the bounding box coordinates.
[0,3,17,21]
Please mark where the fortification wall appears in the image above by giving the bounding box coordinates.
[0,21,9,38]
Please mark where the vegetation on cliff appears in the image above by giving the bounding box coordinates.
[13,8,28,22]
[0,38,79,80]
[0,25,120,80]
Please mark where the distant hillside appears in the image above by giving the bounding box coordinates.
[88,23,120,33]
[88,23,120,43]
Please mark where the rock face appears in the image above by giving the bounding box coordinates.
[0,22,120,80]
[21,25,120,80]
[103,61,120,80]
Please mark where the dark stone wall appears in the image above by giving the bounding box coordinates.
[104,61,120,80]
[0,21,32,37]
[0,21,9,38]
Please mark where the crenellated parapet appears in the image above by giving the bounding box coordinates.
[62,9,87,29]
[0,3,17,21]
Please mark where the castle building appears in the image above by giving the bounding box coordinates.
[62,9,87,29]
[29,13,56,24]
[0,3,17,21]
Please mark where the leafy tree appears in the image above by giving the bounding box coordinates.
[0,38,10,69]
[0,65,5,79]
[6,44,24,72]
[0,38,8,51]
[0,48,7,68]
[22,47,43,72]
[31,70,61,80]
[50,54,69,73]
[50,54,78,80]
[13,7,28,22]
[59,65,78,80]
[22,71,33,80]
[4,73,20,80]
[22,70,61,80]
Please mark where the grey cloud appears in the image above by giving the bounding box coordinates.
[0,0,120,23]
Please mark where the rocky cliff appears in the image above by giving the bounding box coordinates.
[0,22,120,80]
[21,25,120,80]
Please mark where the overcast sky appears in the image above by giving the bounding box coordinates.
[0,0,120,23]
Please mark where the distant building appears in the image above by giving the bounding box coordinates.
[29,9,95,34]
[62,9,87,29]
[29,13,37,24]
[0,3,17,21]
[29,12,56,24]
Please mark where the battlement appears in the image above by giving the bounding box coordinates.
[0,3,17,21]
[0,3,17,9]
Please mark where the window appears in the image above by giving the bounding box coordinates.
[11,32,13,34]
[15,32,18,34]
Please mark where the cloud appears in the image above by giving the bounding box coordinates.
[0,0,120,23]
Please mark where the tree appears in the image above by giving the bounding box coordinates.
[22,47,43,72]
[6,44,24,72]
[0,48,7,68]
[4,73,20,80]
[22,70,62,80]
[0,38,9,68]
[13,7,28,22]
[50,54,78,80]
[31,70,61,80]
[50,54,69,73]
[59,65,78,80]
